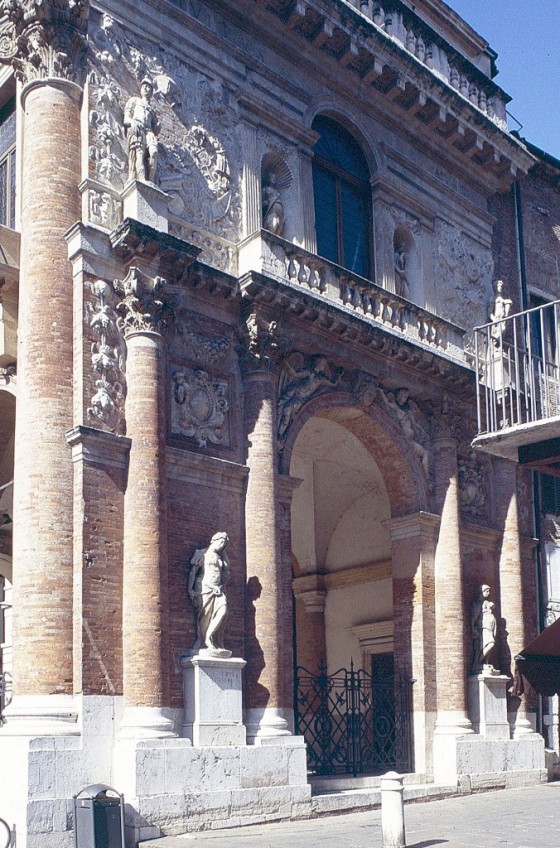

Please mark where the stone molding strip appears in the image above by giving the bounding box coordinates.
[166,446,248,494]
[66,424,131,469]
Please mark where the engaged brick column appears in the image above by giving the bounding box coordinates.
[494,459,533,737]
[9,79,81,714]
[242,315,292,740]
[117,269,174,737]
[432,438,472,736]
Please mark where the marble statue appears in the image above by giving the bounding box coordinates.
[124,78,161,183]
[489,279,512,345]
[394,246,410,299]
[262,173,285,236]
[470,584,497,673]
[188,531,231,657]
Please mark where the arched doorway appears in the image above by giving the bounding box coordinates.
[0,388,14,719]
[288,402,425,776]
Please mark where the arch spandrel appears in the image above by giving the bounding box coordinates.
[280,389,429,518]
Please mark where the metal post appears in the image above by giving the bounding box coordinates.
[380,771,406,848]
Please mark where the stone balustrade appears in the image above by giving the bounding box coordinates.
[344,0,507,129]
[239,230,465,361]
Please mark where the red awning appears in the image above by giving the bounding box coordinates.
[516,617,560,697]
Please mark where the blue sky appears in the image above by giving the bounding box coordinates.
[445,1,560,159]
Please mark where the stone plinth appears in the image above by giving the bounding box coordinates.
[122,180,169,232]
[181,654,247,746]
[468,669,510,739]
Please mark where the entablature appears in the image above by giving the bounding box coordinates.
[243,0,534,190]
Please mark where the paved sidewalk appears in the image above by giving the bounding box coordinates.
[142,782,560,847]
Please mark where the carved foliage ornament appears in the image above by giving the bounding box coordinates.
[172,368,229,448]
[87,279,126,434]
[0,0,89,83]
[239,311,290,373]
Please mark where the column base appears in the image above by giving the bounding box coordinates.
[0,695,79,736]
[118,706,177,739]
[510,710,537,739]
[244,707,294,743]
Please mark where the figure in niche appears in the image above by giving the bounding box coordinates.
[188,532,232,657]
[278,354,343,443]
[394,244,410,299]
[470,584,497,673]
[124,78,161,183]
[262,172,285,236]
[489,279,512,346]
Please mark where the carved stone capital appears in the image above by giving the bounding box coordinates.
[0,0,89,84]
[238,308,290,374]
[114,267,168,337]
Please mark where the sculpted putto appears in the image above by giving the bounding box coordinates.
[124,78,161,183]
[188,532,231,657]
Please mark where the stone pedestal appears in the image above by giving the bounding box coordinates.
[122,179,169,232]
[181,654,247,746]
[468,669,510,739]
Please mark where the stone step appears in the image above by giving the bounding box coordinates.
[311,781,457,815]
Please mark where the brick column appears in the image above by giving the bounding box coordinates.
[432,438,472,738]
[116,268,175,738]
[494,459,534,737]
[1,1,88,730]
[241,310,292,740]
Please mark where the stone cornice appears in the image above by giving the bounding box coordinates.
[0,0,89,85]
[109,218,201,280]
[66,424,131,469]
[166,445,249,494]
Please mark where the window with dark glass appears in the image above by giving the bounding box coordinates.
[0,97,16,230]
[312,115,371,278]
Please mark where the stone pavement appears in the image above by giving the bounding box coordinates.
[142,782,560,847]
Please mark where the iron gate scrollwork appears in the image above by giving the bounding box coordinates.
[295,660,414,776]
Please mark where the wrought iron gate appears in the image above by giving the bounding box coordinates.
[295,660,413,776]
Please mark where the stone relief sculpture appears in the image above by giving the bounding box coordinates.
[436,219,493,329]
[489,278,512,345]
[187,532,231,657]
[277,353,343,445]
[172,368,229,448]
[123,78,161,183]
[470,584,497,673]
[379,386,429,475]
[459,454,486,516]
[87,280,126,434]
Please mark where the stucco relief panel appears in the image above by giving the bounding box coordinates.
[171,367,229,448]
[435,219,493,330]
[88,10,242,241]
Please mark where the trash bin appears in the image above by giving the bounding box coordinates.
[0,816,12,848]
[73,784,125,848]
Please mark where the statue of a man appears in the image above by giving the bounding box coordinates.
[124,78,161,183]
[188,532,231,657]
[470,584,497,673]
[262,173,284,236]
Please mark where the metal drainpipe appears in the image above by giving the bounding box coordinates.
[514,179,529,310]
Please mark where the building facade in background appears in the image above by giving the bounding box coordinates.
[0,1,558,845]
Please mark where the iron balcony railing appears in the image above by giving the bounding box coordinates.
[475,299,560,438]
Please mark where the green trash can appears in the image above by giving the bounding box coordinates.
[73,784,125,848]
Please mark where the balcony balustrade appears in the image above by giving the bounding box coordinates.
[473,300,560,467]
[239,229,465,362]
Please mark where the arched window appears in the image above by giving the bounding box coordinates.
[312,115,371,278]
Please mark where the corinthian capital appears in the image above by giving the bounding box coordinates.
[0,0,89,84]
[115,267,168,337]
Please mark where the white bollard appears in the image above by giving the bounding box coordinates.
[380,771,406,848]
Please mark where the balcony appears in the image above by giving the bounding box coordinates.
[472,300,560,473]
[239,229,466,364]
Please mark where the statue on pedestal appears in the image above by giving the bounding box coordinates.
[489,279,512,346]
[187,531,231,658]
[262,172,285,236]
[470,584,497,673]
[124,78,161,183]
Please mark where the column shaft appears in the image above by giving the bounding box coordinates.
[244,370,291,738]
[433,439,471,726]
[120,332,172,734]
[12,80,81,697]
